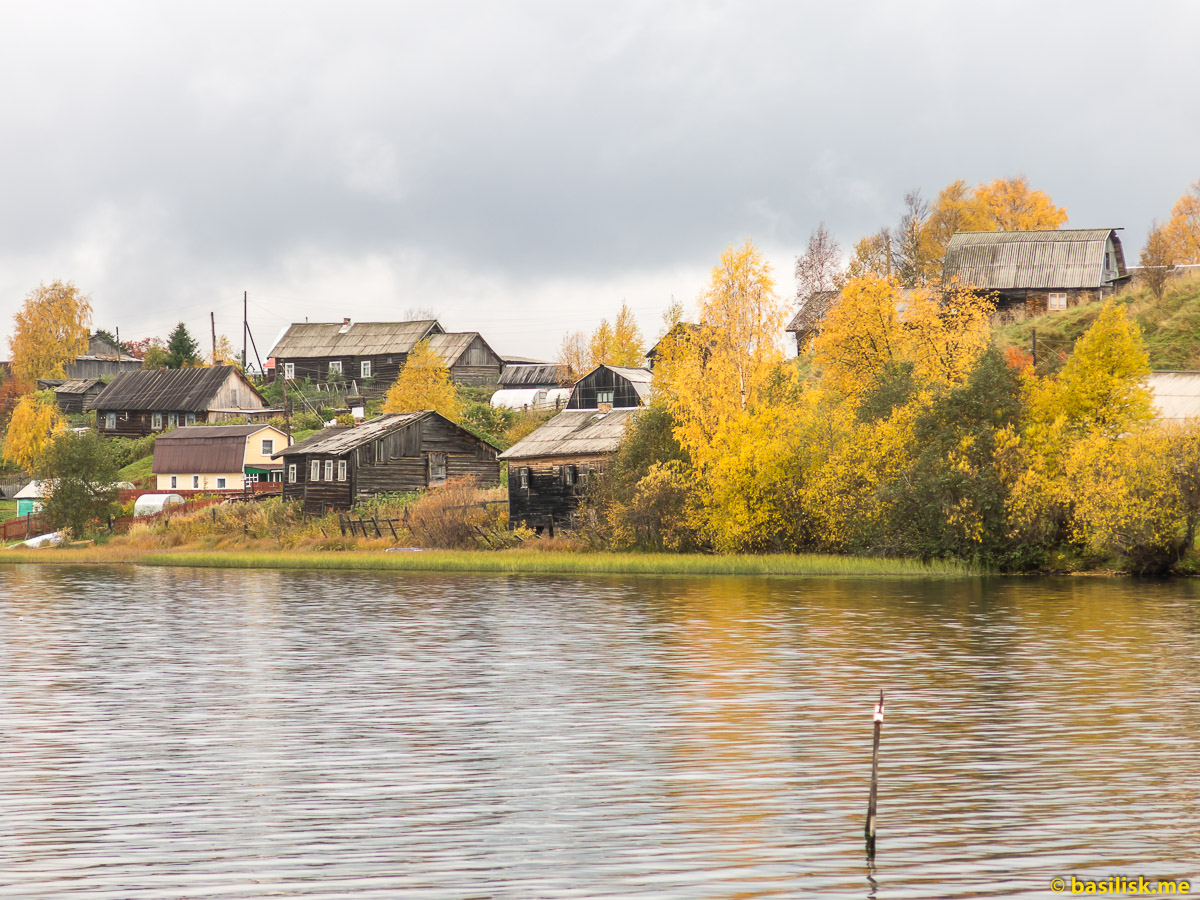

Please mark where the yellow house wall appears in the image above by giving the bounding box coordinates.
[156,472,246,491]
[244,426,289,469]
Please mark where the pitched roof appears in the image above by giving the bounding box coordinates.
[425,332,499,367]
[1146,372,1200,421]
[786,290,841,334]
[601,365,653,401]
[499,363,570,387]
[54,379,103,394]
[274,411,502,458]
[943,229,1127,291]
[645,323,703,361]
[152,425,285,474]
[93,366,265,412]
[498,408,638,460]
[268,320,443,358]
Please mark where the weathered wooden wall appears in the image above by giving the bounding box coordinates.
[277,354,407,389]
[98,410,208,438]
[507,455,600,531]
[567,368,643,409]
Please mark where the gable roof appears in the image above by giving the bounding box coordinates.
[152,425,285,474]
[499,363,569,387]
[426,332,500,367]
[54,378,103,395]
[498,408,638,460]
[645,323,703,362]
[943,229,1128,291]
[269,320,443,358]
[93,366,265,412]
[786,290,841,335]
[275,411,500,458]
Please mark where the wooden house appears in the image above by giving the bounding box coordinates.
[274,411,500,515]
[785,291,841,352]
[52,378,104,414]
[64,333,143,379]
[268,319,503,388]
[152,424,290,492]
[498,408,638,532]
[565,365,652,410]
[93,366,272,438]
[943,229,1131,322]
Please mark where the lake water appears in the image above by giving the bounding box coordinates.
[0,567,1198,898]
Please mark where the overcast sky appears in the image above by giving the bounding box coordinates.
[2,1,1198,362]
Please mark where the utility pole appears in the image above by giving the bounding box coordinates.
[211,312,217,366]
[243,290,248,371]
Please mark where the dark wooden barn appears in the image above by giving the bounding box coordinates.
[498,407,638,532]
[93,366,272,438]
[268,319,504,389]
[942,228,1131,323]
[565,365,651,410]
[275,411,501,514]
[63,333,143,379]
[52,378,104,414]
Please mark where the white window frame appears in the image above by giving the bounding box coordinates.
[337,459,347,482]
[311,460,321,481]
[261,439,274,456]
[185,413,196,425]
[325,460,334,481]
[597,390,614,405]
[284,362,295,380]
[519,467,529,489]
[192,475,200,489]
[216,477,226,489]
[564,465,576,487]
[105,413,116,430]
[328,360,343,375]
[288,464,297,483]
[168,412,178,428]
[1048,293,1067,311]
[361,360,371,379]
[170,475,177,489]
[428,452,447,485]
[151,412,163,430]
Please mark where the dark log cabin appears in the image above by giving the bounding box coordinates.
[498,408,638,532]
[943,228,1131,324]
[275,411,501,515]
[565,365,651,411]
[52,378,104,414]
[268,319,503,391]
[93,366,272,438]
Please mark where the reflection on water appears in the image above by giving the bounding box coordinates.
[0,567,1198,898]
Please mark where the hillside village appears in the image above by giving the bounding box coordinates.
[4,176,1200,572]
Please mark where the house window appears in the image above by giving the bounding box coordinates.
[185,413,196,425]
[170,475,177,489]
[375,440,384,463]
[337,459,347,482]
[288,464,297,483]
[311,460,321,481]
[328,360,342,376]
[216,477,226,489]
[151,413,163,430]
[192,475,200,489]
[564,465,576,487]
[325,460,334,481]
[1048,293,1067,311]
[105,413,116,430]
[283,362,295,380]
[262,439,274,456]
[247,473,259,483]
[519,467,529,489]
[168,412,178,427]
[428,452,447,485]
[597,390,614,405]
[361,360,372,379]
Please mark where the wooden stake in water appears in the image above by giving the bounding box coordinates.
[865,690,884,860]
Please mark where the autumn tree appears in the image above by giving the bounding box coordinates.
[1139,221,1175,300]
[1161,179,1200,265]
[972,176,1068,231]
[610,302,644,366]
[556,301,645,379]
[845,230,892,280]
[2,392,65,473]
[35,431,121,537]
[557,330,591,382]
[794,223,844,303]
[383,339,462,420]
[211,334,240,366]
[892,190,942,287]
[165,323,201,368]
[9,281,93,381]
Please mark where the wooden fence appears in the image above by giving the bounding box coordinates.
[3,497,229,543]
[2,513,48,542]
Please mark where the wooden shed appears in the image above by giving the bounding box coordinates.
[425,332,504,385]
[63,333,143,379]
[93,366,272,438]
[566,365,652,410]
[274,411,501,515]
[53,378,104,414]
[498,407,638,532]
[943,229,1131,322]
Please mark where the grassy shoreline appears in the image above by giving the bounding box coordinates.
[0,546,978,577]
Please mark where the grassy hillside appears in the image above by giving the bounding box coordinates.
[994,272,1200,373]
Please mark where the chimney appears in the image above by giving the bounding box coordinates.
[343,317,350,324]
[597,401,613,413]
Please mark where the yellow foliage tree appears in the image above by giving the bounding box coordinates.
[558,302,645,380]
[211,334,240,366]
[972,176,1068,231]
[382,340,462,420]
[811,276,908,398]
[9,281,93,381]
[1161,179,1200,265]
[2,392,66,473]
[610,302,644,367]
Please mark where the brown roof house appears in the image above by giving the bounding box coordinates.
[942,228,1131,323]
[153,424,290,492]
[94,366,272,438]
[269,319,503,389]
[274,411,500,515]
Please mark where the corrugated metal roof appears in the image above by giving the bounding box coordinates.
[54,378,103,394]
[943,229,1126,290]
[93,367,266,413]
[499,364,569,387]
[606,365,653,401]
[1147,372,1200,421]
[153,426,285,474]
[268,320,443,358]
[498,408,638,460]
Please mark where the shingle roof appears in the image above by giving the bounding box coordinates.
[498,408,638,460]
[268,320,443,358]
[153,425,285,474]
[93,367,265,412]
[499,363,570,387]
[943,229,1127,290]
